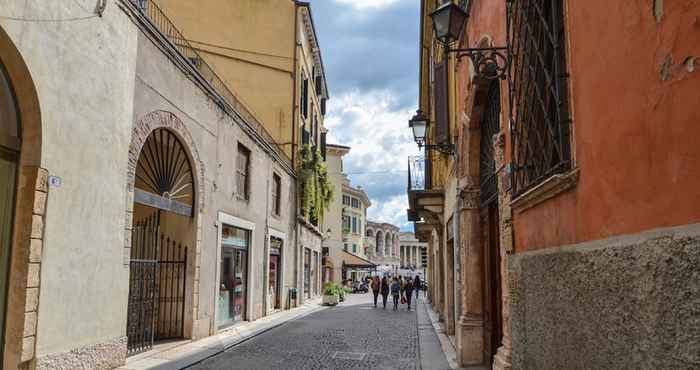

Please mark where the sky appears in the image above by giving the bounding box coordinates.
[309,0,422,231]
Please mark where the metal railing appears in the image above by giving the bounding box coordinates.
[407,155,426,192]
[131,0,291,166]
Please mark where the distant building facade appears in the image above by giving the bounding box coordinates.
[398,232,428,279]
[322,144,372,283]
[365,222,400,275]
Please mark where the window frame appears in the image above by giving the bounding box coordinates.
[271,173,281,216]
[236,144,251,200]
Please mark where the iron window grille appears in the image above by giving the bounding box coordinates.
[508,0,572,196]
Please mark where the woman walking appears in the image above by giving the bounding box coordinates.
[371,276,381,307]
[404,279,414,311]
[380,276,390,309]
[390,277,401,311]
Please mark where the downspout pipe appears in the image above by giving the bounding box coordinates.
[292,2,301,307]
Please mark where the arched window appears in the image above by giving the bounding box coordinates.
[375,230,384,254]
[385,233,392,256]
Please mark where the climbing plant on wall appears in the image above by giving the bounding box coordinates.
[299,144,334,224]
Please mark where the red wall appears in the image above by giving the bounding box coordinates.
[513,0,700,251]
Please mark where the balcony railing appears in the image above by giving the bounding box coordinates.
[407,155,426,192]
[130,0,291,166]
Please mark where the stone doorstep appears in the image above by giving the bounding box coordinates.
[119,299,325,370]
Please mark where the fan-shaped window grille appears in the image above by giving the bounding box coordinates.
[134,128,194,217]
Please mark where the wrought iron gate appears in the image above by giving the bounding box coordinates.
[127,213,188,355]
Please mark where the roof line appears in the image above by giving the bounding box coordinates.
[295,1,330,99]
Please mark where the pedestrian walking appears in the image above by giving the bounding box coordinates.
[380,277,390,309]
[404,279,414,311]
[413,275,421,300]
[390,277,401,311]
[371,276,380,307]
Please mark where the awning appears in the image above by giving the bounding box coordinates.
[340,251,376,270]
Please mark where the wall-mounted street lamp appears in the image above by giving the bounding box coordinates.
[430,1,509,80]
[409,109,455,155]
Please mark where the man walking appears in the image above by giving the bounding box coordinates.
[404,279,414,311]
[413,275,421,300]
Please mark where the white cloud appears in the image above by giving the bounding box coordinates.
[333,0,400,10]
[325,89,420,231]
[368,194,411,229]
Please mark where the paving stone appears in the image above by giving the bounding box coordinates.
[190,293,420,370]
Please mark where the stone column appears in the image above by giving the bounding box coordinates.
[493,132,513,370]
[456,181,485,365]
[443,226,455,335]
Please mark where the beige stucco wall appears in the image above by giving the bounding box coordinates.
[133,30,298,337]
[153,0,329,162]
[0,0,139,363]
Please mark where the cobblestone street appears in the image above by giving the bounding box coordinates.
[189,292,446,370]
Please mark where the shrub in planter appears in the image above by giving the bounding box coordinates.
[322,283,340,306]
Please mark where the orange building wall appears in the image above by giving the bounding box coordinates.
[513,0,700,252]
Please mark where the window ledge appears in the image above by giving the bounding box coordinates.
[510,168,580,213]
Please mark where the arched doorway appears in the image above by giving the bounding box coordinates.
[0,55,20,363]
[127,127,197,355]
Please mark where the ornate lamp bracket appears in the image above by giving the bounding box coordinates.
[449,47,509,80]
[419,143,455,156]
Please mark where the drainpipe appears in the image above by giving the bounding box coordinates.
[453,142,461,333]
[292,2,301,308]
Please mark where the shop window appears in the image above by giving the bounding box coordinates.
[218,225,250,328]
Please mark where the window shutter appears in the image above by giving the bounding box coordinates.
[434,60,449,145]
[315,75,323,95]
[302,78,308,118]
[321,98,327,116]
[320,132,327,160]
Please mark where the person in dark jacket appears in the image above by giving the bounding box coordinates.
[380,277,390,309]
[404,279,414,311]
[390,277,401,311]
[371,276,381,307]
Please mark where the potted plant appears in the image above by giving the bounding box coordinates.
[322,283,340,306]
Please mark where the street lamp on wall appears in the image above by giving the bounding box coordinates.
[408,110,455,155]
[429,1,509,80]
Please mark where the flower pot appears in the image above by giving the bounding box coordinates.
[322,294,339,306]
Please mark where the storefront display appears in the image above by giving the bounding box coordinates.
[218,225,249,329]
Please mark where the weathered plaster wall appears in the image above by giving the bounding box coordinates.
[513,0,700,252]
[509,223,700,369]
[133,29,297,336]
[0,0,139,366]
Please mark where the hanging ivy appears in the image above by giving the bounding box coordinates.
[299,144,334,224]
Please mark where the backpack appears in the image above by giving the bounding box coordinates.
[391,283,400,295]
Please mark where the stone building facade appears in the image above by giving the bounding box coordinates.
[409,0,700,369]
[0,0,330,369]
[397,232,427,279]
[364,222,400,275]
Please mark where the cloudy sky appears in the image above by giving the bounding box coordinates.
[310,0,421,230]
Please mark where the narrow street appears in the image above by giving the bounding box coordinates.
[188,293,450,370]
